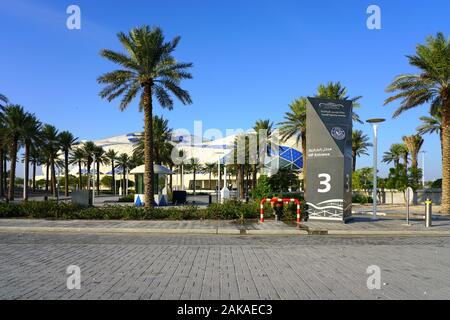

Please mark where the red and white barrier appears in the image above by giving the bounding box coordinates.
[259,197,301,224]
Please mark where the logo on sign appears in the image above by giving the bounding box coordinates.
[319,102,344,110]
[331,127,346,140]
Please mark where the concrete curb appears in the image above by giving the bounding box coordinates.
[326,229,450,236]
[0,226,448,237]
[0,226,307,236]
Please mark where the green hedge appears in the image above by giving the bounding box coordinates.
[0,200,278,221]
[352,194,374,204]
[0,199,312,221]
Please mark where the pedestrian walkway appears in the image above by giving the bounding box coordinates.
[0,219,307,235]
[1,215,450,236]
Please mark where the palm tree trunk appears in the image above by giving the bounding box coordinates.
[441,99,450,214]
[45,162,49,196]
[352,153,356,172]
[193,170,196,195]
[0,147,4,198]
[78,161,82,190]
[24,143,30,201]
[209,172,212,190]
[8,139,18,201]
[64,150,69,197]
[122,165,126,195]
[96,161,100,195]
[239,164,245,199]
[32,161,36,192]
[143,83,155,207]
[111,161,115,193]
[169,165,173,191]
[3,155,7,196]
[252,164,257,189]
[411,154,418,170]
[51,160,56,197]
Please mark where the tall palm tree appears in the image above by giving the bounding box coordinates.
[278,97,307,192]
[93,145,106,195]
[185,157,202,195]
[133,116,174,165]
[403,135,424,170]
[105,149,119,194]
[204,162,216,190]
[0,105,28,201]
[98,26,193,207]
[351,130,372,172]
[21,113,42,201]
[384,32,450,213]
[70,148,85,190]
[252,119,273,189]
[116,153,131,195]
[0,94,8,107]
[0,110,6,198]
[398,143,409,168]
[382,143,405,168]
[417,110,442,156]
[315,81,363,123]
[81,141,96,183]
[58,131,78,197]
[41,124,60,197]
[29,146,42,192]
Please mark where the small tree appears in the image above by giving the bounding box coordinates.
[251,175,272,200]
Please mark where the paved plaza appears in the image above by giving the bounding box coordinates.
[1,232,450,300]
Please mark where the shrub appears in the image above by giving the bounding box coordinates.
[118,194,134,203]
[352,194,373,204]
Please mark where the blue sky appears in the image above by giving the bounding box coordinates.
[0,0,447,180]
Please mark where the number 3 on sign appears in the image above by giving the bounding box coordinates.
[318,174,331,193]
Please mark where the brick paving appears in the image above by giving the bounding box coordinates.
[1,232,450,300]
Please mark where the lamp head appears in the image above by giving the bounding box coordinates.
[366,118,386,124]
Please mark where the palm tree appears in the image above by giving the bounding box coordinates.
[351,130,372,172]
[116,153,131,195]
[417,110,442,156]
[185,157,202,195]
[384,32,450,213]
[21,113,42,201]
[398,143,410,168]
[93,145,106,195]
[58,131,78,197]
[98,26,193,207]
[204,163,216,190]
[133,116,174,165]
[403,135,424,170]
[252,119,273,189]
[382,143,405,168]
[105,149,119,194]
[70,148,85,190]
[29,146,42,192]
[41,124,60,197]
[0,105,28,201]
[279,97,307,192]
[0,94,8,107]
[0,110,6,198]
[315,81,363,123]
[81,141,96,184]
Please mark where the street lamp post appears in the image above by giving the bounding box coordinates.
[421,150,427,188]
[366,118,385,221]
[92,155,96,205]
